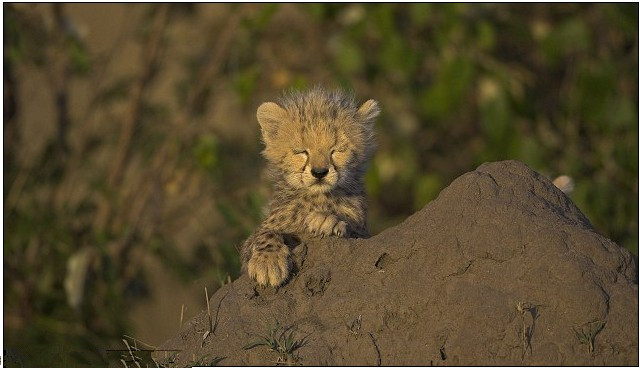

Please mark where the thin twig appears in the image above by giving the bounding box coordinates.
[174,5,250,130]
[148,4,250,222]
[81,7,138,124]
[94,3,170,232]
[108,3,170,188]
[121,5,250,260]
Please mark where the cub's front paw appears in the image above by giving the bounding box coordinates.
[304,212,348,238]
[247,247,291,288]
[304,212,335,238]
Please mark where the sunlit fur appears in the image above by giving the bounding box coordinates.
[241,87,379,287]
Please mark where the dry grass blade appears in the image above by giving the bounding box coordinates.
[122,338,142,368]
[123,334,157,350]
[201,287,213,347]
[180,304,185,330]
[206,287,212,331]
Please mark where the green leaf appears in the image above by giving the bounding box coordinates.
[243,3,279,30]
[216,201,241,228]
[233,66,261,104]
[479,91,511,145]
[193,134,219,170]
[365,161,381,198]
[69,39,91,75]
[243,339,268,350]
[607,98,636,131]
[409,3,432,26]
[541,17,591,63]
[476,21,496,51]
[334,37,364,74]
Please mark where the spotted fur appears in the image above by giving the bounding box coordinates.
[241,87,379,287]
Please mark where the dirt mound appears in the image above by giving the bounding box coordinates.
[156,160,638,366]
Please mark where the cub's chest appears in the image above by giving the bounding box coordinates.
[300,193,348,212]
[300,193,362,221]
[304,196,336,212]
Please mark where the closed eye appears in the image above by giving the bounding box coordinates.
[331,147,346,155]
[293,149,308,155]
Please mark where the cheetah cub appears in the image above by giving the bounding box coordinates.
[241,88,379,287]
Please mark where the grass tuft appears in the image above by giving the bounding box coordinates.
[243,320,306,364]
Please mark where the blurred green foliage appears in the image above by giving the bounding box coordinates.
[3,3,637,367]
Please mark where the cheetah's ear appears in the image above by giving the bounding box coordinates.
[257,102,287,143]
[356,99,380,124]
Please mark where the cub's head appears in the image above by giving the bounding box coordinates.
[256,88,379,193]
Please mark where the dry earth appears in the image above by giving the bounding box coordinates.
[156,160,638,366]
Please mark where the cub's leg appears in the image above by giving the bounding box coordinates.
[242,228,291,287]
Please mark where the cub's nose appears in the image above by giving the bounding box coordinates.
[311,167,329,179]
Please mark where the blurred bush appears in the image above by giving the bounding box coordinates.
[4,3,637,366]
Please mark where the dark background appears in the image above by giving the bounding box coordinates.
[4,3,637,367]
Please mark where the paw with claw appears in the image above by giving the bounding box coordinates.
[304,211,349,238]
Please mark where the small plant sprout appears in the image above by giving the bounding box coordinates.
[516,302,538,360]
[573,320,606,354]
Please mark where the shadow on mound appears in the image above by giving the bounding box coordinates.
[156,160,638,366]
